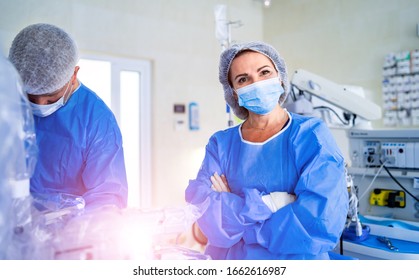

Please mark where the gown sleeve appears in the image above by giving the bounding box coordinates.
[81,114,128,210]
[243,120,349,255]
[185,134,273,248]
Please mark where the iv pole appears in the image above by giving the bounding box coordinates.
[214,4,242,127]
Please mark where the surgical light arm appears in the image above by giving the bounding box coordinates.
[291,69,382,121]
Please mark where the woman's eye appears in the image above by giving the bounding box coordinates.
[261,70,271,76]
[237,77,247,84]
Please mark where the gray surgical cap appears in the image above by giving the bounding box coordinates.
[8,23,79,95]
[219,41,289,120]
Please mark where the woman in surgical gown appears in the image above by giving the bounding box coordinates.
[185,41,348,260]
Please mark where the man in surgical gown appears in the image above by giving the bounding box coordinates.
[8,23,128,210]
[185,41,348,260]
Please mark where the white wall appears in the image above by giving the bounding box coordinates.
[263,0,419,163]
[0,0,264,208]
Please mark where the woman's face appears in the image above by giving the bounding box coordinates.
[229,51,279,92]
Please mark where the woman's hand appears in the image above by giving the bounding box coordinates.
[210,172,231,192]
[261,192,296,212]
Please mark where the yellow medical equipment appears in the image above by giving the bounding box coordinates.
[369,189,406,208]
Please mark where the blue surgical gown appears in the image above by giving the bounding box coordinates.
[30,83,128,210]
[185,112,348,259]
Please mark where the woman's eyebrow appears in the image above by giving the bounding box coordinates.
[233,73,248,81]
[257,65,271,72]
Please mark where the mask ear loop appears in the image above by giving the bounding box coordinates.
[62,80,74,105]
[228,79,239,102]
[232,88,239,102]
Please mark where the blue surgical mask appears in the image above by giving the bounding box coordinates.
[30,82,72,117]
[235,77,284,115]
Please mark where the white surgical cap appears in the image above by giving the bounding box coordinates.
[219,41,290,120]
[8,23,79,95]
